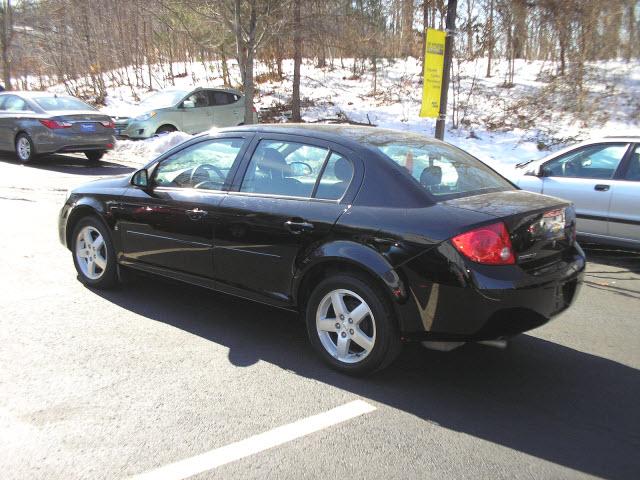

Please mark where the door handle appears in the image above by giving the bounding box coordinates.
[284,219,314,234]
[185,208,208,221]
[594,184,610,191]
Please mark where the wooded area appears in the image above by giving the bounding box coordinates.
[1,0,638,123]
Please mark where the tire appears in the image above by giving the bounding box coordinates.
[305,273,402,375]
[155,125,177,135]
[71,216,118,289]
[85,150,105,163]
[15,133,37,163]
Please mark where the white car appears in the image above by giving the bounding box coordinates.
[510,137,639,248]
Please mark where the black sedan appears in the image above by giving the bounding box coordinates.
[0,91,115,163]
[59,125,585,375]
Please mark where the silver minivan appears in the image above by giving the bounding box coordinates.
[113,87,256,139]
[511,137,640,248]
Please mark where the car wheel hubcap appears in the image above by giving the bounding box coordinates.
[17,138,30,160]
[75,226,107,280]
[316,289,376,364]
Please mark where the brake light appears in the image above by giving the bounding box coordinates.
[39,119,72,129]
[101,120,115,128]
[452,222,515,265]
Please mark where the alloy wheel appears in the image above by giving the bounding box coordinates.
[75,226,108,280]
[17,137,31,162]
[316,289,377,364]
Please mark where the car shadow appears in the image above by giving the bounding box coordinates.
[93,275,640,479]
[0,152,135,176]
[582,243,640,273]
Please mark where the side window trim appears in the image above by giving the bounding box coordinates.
[613,142,638,181]
[310,149,332,198]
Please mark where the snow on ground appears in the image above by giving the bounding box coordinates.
[47,57,639,171]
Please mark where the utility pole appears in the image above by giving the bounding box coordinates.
[434,0,457,140]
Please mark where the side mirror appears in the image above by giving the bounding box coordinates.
[182,100,195,109]
[536,165,548,177]
[131,169,149,188]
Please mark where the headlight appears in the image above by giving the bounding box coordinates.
[134,111,156,122]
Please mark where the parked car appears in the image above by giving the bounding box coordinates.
[511,137,639,249]
[59,125,585,375]
[0,91,115,163]
[113,87,257,139]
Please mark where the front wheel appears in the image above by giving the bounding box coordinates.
[155,125,177,135]
[71,216,118,289]
[305,274,401,375]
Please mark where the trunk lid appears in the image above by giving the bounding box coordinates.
[48,111,113,133]
[443,190,577,270]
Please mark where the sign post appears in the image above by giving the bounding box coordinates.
[420,1,457,140]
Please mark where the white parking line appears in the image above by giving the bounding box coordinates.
[130,399,376,480]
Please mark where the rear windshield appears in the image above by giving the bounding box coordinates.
[360,131,514,199]
[34,96,95,111]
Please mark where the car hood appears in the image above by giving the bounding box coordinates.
[72,174,131,195]
[102,104,152,119]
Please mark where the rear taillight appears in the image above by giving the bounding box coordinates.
[100,120,115,128]
[452,222,515,265]
[39,119,72,129]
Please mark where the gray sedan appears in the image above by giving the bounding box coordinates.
[0,92,115,163]
[511,137,640,248]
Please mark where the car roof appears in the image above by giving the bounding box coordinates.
[214,123,449,152]
[531,136,640,165]
[0,91,76,99]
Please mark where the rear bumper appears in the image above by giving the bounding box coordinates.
[34,132,115,155]
[397,243,586,341]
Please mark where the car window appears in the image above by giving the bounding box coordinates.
[185,91,209,108]
[240,140,329,198]
[624,146,640,181]
[315,153,354,200]
[210,91,237,106]
[2,95,29,112]
[34,96,95,111]
[154,138,245,190]
[542,144,628,180]
[377,142,511,198]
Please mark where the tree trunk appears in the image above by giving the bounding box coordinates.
[486,0,493,77]
[243,0,257,125]
[291,0,302,122]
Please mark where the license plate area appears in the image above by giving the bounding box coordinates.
[80,123,97,133]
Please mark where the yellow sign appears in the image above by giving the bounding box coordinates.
[420,28,446,118]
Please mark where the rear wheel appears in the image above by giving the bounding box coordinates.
[15,133,36,163]
[85,150,105,163]
[71,216,118,289]
[305,274,401,375]
[155,125,177,135]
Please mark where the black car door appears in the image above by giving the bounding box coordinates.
[212,133,361,307]
[115,134,251,280]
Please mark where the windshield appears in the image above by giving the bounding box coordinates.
[340,128,514,199]
[34,96,95,111]
[140,90,188,108]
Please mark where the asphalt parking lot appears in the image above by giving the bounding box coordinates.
[1,153,639,480]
